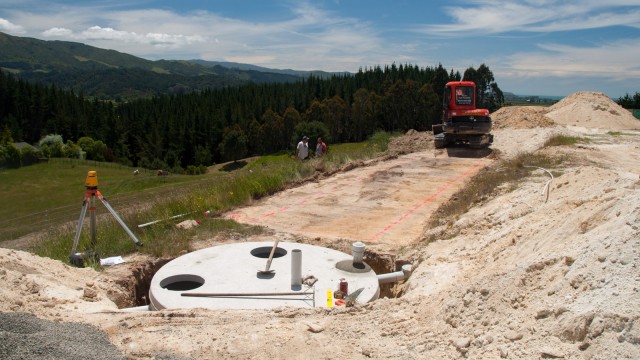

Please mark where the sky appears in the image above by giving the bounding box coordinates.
[1,0,639,98]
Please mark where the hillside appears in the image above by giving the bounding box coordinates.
[0,32,300,99]
[0,92,639,359]
[190,59,345,79]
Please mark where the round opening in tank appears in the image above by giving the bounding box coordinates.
[250,246,287,258]
[160,274,205,291]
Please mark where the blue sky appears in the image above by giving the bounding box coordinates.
[1,0,639,97]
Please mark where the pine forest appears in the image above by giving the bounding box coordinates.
[0,63,504,171]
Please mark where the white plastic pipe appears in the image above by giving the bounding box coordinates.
[120,305,150,312]
[138,213,187,228]
[352,241,365,264]
[291,249,302,287]
[524,165,554,203]
[377,264,413,284]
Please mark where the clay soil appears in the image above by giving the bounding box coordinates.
[1,92,640,359]
[224,147,492,250]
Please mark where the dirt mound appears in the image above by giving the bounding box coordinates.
[0,248,121,317]
[492,92,640,131]
[388,129,433,153]
[410,142,640,359]
[491,106,555,129]
[546,91,640,129]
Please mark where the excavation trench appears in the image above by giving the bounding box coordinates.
[113,245,408,309]
[359,249,411,299]
[111,257,171,308]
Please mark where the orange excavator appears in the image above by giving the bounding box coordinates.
[432,81,493,148]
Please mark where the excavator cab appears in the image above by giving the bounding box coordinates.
[445,83,475,109]
[433,81,493,149]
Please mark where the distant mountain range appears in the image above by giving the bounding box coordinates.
[503,92,563,101]
[1,31,560,102]
[0,31,342,100]
[188,59,344,78]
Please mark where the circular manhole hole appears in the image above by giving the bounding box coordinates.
[250,246,287,258]
[160,274,205,291]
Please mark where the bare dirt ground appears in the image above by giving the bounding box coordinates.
[224,148,491,250]
[1,92,640,359]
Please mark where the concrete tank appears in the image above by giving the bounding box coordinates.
[149,241,380,310]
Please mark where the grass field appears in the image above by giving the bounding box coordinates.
[0,158,218,241]
[0,132,392,263]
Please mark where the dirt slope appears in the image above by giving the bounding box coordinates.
[1,92,639,359]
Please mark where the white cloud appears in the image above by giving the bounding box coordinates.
[421,1,640,35]
[42,27,72,37]
[81,26,130,41]
[40,25,207,49]
[501,38,640,80]
[0,17,25,33]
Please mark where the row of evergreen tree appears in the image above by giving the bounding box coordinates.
[0,63,504,170]
[617,92,640,109]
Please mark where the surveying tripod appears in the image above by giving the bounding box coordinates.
[70,171,142,267]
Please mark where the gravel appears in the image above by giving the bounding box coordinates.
[0,312,125,360]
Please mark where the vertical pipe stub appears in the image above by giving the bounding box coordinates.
[291,249,302,287]
[352,241,366,265]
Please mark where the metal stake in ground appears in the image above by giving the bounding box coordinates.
[258,239,279,275]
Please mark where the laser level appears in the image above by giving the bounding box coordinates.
[69,170,142,267]
[85,170,98,189]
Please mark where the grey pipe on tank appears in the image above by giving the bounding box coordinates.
[291,249,302,287]
[377,264,413,284]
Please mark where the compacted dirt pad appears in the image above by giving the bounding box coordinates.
[226,151,491,247]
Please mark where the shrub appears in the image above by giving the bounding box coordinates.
[3,144,21,168]
[62,140,82,159]
[39,134,64,157]
[543,135,587,147]
[20,145,39,166]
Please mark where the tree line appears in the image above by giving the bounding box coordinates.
[1,63,504,171]
[617,92,640,109]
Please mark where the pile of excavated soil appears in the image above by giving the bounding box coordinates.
[546,92,640,129]
[492,91,640,131]
[388,129,434,154]
[491,106,555,129]
[412,150,640,358]
[0,250,119,315]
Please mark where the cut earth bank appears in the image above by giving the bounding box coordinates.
[1,92,639,359]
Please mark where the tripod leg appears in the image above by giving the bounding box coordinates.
[97,192,143,246]
[70,198,89,257]
[89,194,97,249]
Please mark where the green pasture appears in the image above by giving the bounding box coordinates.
[0,132,393,264]
[0,158,215,241]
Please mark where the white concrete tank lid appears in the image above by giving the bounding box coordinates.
[149,241,380,310]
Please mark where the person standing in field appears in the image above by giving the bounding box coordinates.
[297,136,309,160]
[315,137,326,157]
